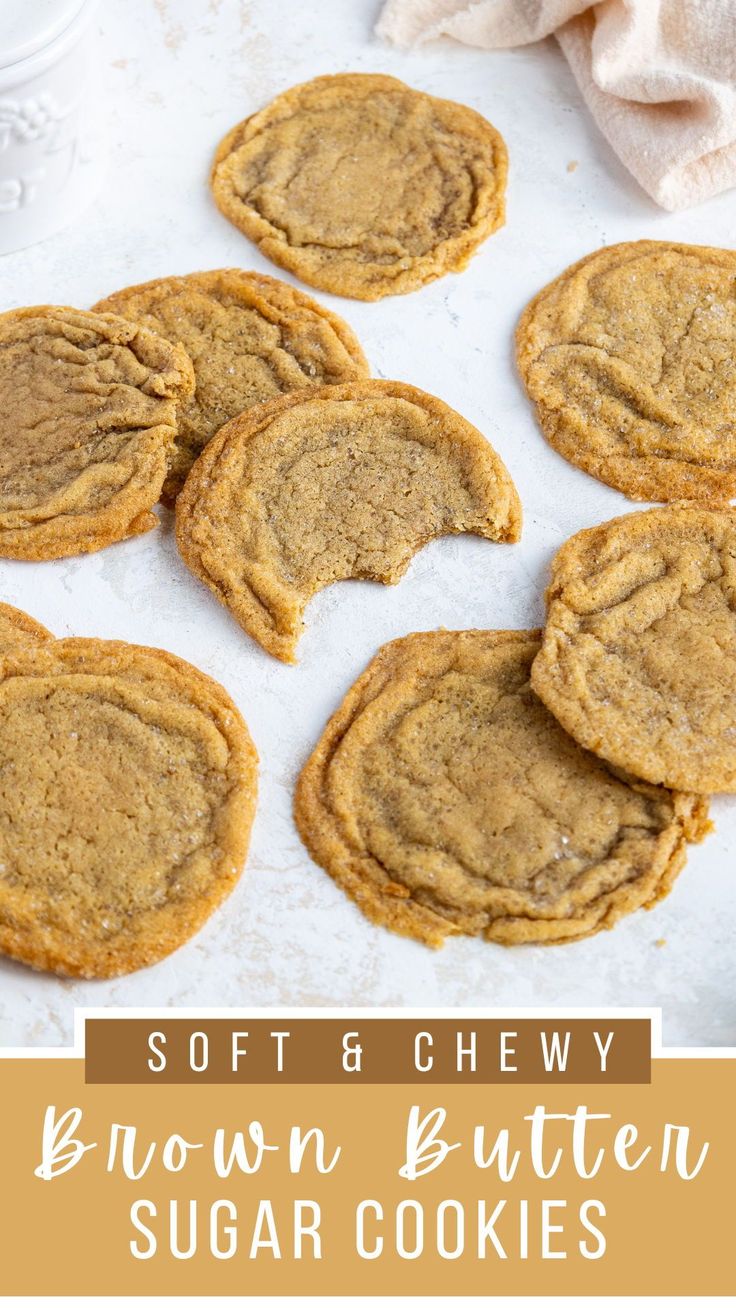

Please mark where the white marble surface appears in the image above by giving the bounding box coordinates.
[1,0,735,1048]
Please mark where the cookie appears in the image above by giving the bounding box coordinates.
[0,602,53,650]
[531,505,736,793]
[94,269,369,500]
[211,73,507,301]
[175,380,522,663]
[0,637,258,977]
[0,305,194,560]
[295,629,709,947]
[516,241,736,501]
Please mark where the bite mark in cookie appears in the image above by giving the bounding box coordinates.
[175,380,522,662]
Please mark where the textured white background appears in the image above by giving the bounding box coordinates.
[2,0,735,1048]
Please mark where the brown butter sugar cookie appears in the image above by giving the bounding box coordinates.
[210,73,507,301]
[0,305,194,560]
[531,505,736,793]
[94,268,369,501]
[0,601,53,650]
[295,629,709,948]
[0,638,258,978]
[175,380,522,663]
[516,241,736,501]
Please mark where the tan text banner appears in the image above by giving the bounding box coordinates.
[1,1039,733,1296]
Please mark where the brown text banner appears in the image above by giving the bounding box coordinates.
[84,1017,651,1084]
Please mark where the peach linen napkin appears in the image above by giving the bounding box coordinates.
[375,0,736,210]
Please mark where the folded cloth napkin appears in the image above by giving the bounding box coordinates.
[376,0,736,211]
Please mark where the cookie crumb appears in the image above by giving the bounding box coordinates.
[567,160,578,173]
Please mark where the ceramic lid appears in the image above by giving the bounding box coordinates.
[0,0,88,70]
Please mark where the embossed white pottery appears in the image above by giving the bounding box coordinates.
[0,0,103,254]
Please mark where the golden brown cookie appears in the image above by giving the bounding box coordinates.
[531,504,736,793]
[295,629,709,947]
[0,601,53,650]
[0,305,194,559]
[94,268,369,500]
[175,380,522,663]
[211,73,507,301]
[0,637,257,977]
[516,241,736,501]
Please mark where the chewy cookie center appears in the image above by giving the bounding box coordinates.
[255,404,483,586]
[331,645,675,919]
[241,98,476,258]
[570,535,736,745]
[0,334,164,510]
[0,681,224,937]
[582,252,736,420]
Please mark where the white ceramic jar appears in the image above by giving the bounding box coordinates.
[0,0,104,254]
